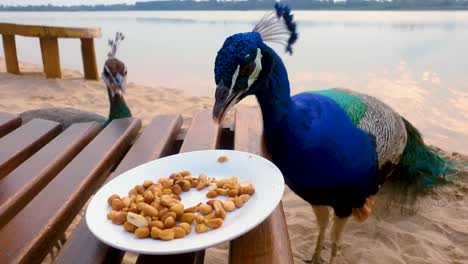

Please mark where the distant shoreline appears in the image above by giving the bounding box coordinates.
[1,1,468,12]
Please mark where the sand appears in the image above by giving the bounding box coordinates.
[1,59,467,264]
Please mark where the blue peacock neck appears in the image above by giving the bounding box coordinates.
[254,46,294,130]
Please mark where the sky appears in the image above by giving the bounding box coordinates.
[0,0,136,6]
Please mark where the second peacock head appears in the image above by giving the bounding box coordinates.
[102,32,127,99]
[213,2,298,123]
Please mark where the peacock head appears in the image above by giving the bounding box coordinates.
[213,2,298,123]
[102,32,127,99]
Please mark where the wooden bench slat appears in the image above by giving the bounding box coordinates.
[229,107,294,264]
[0,119,61,180]
[0,112,21,138]
[53,114,183,264]
[0,23,101,39]
[0,118,141,264]
[136,110,220,264]
[0,122,102,229]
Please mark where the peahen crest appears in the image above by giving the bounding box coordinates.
[107,32,125,58]
[252,2,298,54]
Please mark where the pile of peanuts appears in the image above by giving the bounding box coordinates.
[106,170,255,241]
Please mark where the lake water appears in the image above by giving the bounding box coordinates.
[0,11,467,153]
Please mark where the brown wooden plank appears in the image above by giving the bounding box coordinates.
[0,118,61,180]
[0,112,21,138]
[0,23,101,38]
[0,122,102,230]
[2,34,20,74]
[229,107,294,264]
[39,37,61,78]
[0,118,141,264]
[136,110,220,264]
[81,38,99,80]
[53,114,183,264]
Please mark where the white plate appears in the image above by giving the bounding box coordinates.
[86,149,285,255]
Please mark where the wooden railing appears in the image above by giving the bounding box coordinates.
[0,23,102,80]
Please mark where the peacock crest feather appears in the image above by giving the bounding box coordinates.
[252,2,298,54]
[107,32,125,58]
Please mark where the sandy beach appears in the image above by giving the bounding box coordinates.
[1,59,467,264]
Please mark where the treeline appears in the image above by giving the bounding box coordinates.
[2,0,468,12]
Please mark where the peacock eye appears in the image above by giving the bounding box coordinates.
[239,61,256,77]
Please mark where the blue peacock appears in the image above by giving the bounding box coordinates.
[20,32,131,129]
[212,3,455,263]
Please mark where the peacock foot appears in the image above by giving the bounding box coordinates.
[352,196,376,223]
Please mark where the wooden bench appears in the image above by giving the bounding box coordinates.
[0,109,293,264]
[0,23,101,80]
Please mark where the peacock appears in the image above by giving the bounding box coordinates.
[20,32,131,129]
[212,3,455,263]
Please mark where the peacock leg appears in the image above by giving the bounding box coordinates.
[329,214,349,264]
[306,205,330,264]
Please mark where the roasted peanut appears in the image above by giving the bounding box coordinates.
[121,197,131,208]
[222,200,236,212]
[135,185,145,195]
[184,205,198,213]
[170,203,184,217]
[143,180,153,188]
[159,208,169,217]
[178,222,192,234]
[128,188,138,197]
[180,213,195,224]
[181,180,191,192]
[196,181,207,190]
[107,194,120,206]
[217,156,228,163]
[148,220,164,230]
[234,196,244,208]
[159,229,175,241]
[123,221,137,232]
[206,190,219,198]
[241,185,255,195]
[180,170,191,177]
[172,184,182,195]
[195,223,209,233]
[205,218,223,229]
[227,189,239,197]
[161,212,177,223]
[198,204,212,215]
[204,211,217,220]
[191,179,199,188]
[127,212,147,227]
[135,195,145,204]
[135,226,150,238]
[112,212,127,225]
[164,216,176,229]
[111,198,123,211]
[215,188,228,196]
[173,227,186,239]
[107,210,117,220]
[144,191,155,203]
[151,227,161,239]
[240,194,251,203]
[213,200,226,219]
[137,202,159,217]
[195,215,205,224]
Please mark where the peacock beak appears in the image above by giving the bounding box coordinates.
[109,73,126,97]
[213,80,246,124]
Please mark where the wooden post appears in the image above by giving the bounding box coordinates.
[81,38,99,80]
[2,34,20,74]
[39,37,61,78]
